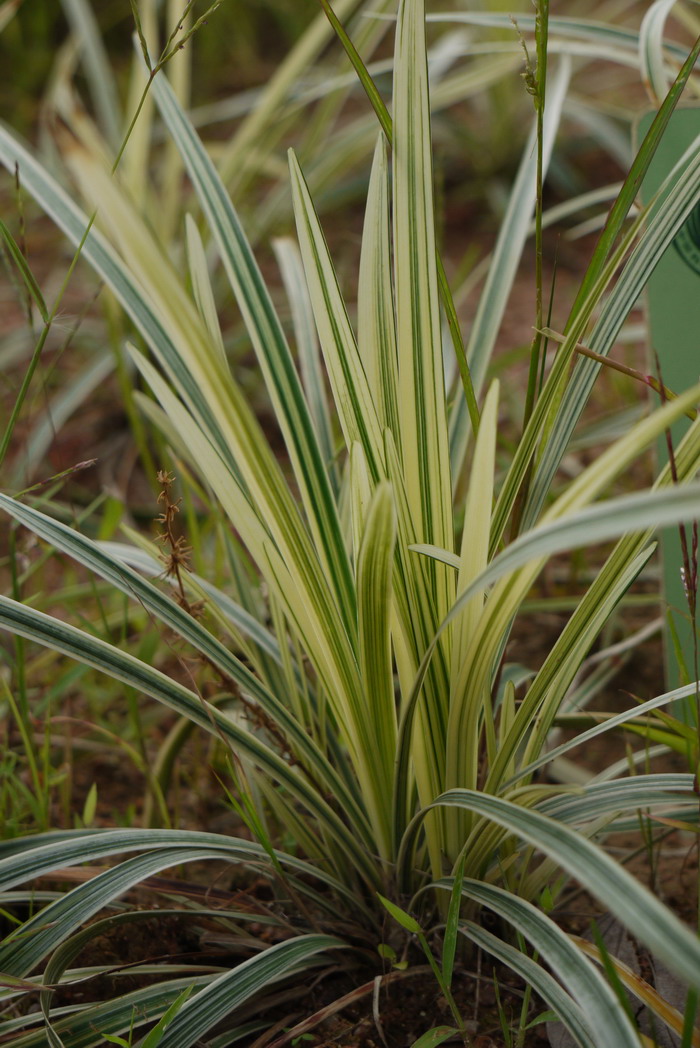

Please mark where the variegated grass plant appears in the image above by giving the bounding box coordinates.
[2,1,700,1045]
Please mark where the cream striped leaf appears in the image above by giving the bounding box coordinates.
[355,482,398,859]
[358,133,401,442]
[288,149,385,480]
[150,71,356,636]
[406,793,700,991]
[393,0,454,625]
[0,595,380,889]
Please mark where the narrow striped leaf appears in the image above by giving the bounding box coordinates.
[3,115,365,765]
[315,3,481,438]
[429,379,700,621]
[38,908,235,1024]
[384,433,448,874]
[446,382,499,795]
[536,773,695,824]
[639,0,679,104]
[273,236,337,489]
[564,30,700,349]
[148,71,356,637]
[523,120,700,529]
[399,480,700,829]
[350,441,373,566]
[510,683,698,788]
[393,0,454,625]
[358,133,400,441]
[0,124,247,497]
[0,828,368,920]
[458,922,595,1048]
[414,478,700,619]
[0,978,214,1048]
[0,848,228,976]
[0,493,369,845]
[154,936,344,1048]
[487,545,655,792]
[0,596,380,889]
[403,793,700,990]
[184,214,226,365]
[288,148,385,479]
[447,880,634,1048]
[423,433,695,754]
[488,218,639,553]
[428,11,691,65]
[355,482,397,858]
[121,329,365,786]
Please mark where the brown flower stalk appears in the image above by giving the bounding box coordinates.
[155,469,204,619]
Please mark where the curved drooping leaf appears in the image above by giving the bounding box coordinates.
[149,69,356,638]
[427,10,690,65]
[487,545,655,791]
[395,476,700,819]
[639,0,679,103]
[0,493,368,846]
[509,684,700,786]
[151,935,345,1048]
[523,123,700,528]
[0,600,381,893]
[401,791,700,989]
[0,848,231,976]
[0,977,215,1048]
[430,877,639,1048]
[459,921,595,1048]
[0,827,365,915]
[536,773,695,823]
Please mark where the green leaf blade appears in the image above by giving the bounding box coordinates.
[393,0,453,621]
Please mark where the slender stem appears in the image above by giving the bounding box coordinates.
[112,70,157,174]
[0,325,49,471]
[540,327,696,419]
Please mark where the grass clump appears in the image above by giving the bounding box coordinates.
[1,2,700,1046]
